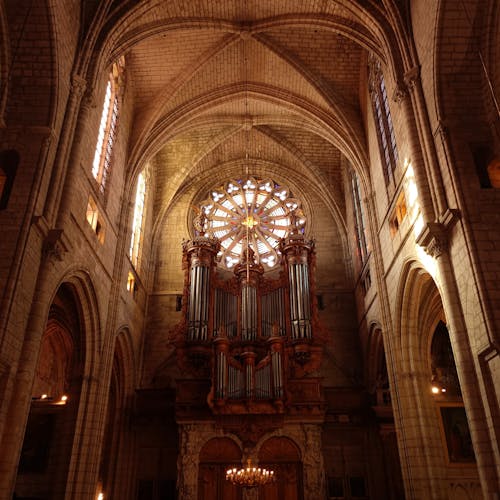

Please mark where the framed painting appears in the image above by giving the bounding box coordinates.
[438,404,475,464]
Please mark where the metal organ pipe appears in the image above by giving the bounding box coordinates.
[261,288,285,337]
[188,265,210,340]
[292,262,312,338]
[271,352,282,398]
[255,363,271,399]
[281,237,314,340]
[216,351,227,399]
[241,285,257,340]
[184,237,219,341]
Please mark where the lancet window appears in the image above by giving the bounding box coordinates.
[369,58,398,185]
[129,171,146,268]
[350,168,369,264]
[92,63,121,195]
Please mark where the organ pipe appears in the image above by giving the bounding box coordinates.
[241,285,257,339]
[280,236,314,339]
[183,237,220,341]
[181,221,317,410]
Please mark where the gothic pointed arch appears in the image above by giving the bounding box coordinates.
[99,328,137,499]
[15,281,88,499]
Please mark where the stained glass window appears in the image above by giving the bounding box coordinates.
[92,64,121,195]
[198,177,305,270]
[350,169,369,263]
[370,58,398,185]
[130,172,146,268]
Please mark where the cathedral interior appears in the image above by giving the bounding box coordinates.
[0,1,499,499]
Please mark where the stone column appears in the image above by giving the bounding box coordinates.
[417,223,500,497]
[301,424,326,500]
[177,423,211,500]
[392,73,436,223]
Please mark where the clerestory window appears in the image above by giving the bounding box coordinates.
[350,168,369,264]
[129,171,146,269]
[370,58,398,186]
[92,65,120,195]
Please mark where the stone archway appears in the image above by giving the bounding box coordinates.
[258,437,303,500]
[198,437,242,500]
[14,283,84,500]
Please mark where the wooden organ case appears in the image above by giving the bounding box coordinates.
[173,220,326,443]
[170,183,333,499]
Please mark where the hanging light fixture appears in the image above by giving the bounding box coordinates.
[226,458,276,488]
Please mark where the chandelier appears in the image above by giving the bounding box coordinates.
[226,459,275,488]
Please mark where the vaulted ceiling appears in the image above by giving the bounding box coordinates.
[86,1,405,281]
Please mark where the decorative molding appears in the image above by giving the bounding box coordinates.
[404,66,420,91]
[392,83,408,104]
[416,209,460,258]
[70,74,87,99]
[81,89,97,111]
[416,222,448,258]
[433,119,448,139]
[42,228,70,263]
[439,208,461,230]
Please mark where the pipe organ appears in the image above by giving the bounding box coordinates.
[174,178,325,421]
[172,179,328,497]
[175,228,322,416]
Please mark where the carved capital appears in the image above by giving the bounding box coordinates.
[43,229,69,263]
[392,83,408,104]
[81,89,97,111]
[416,209,460,258]
[416,222,447,258]
[404,66,420,91]
[427,236,448,258]
[70,74,87,99]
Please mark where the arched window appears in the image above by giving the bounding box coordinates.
[129,171,146,268]
[369,58,398,186]
[349,168,369,264]
[92,64,120,195]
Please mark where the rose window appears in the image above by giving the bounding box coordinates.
[198,177,305,270]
